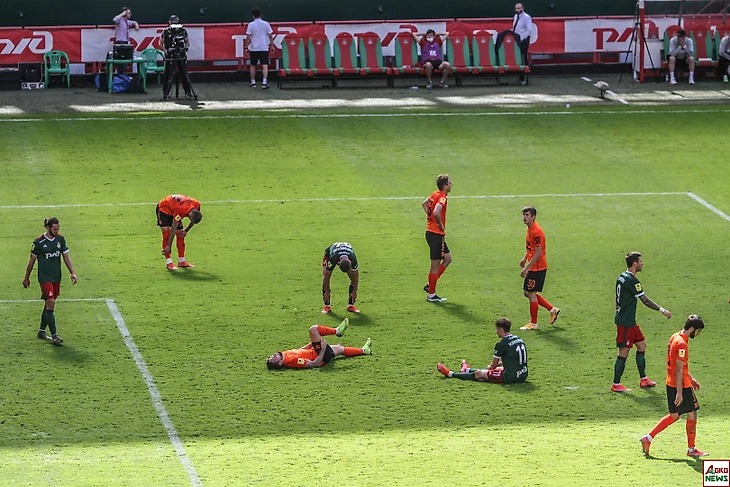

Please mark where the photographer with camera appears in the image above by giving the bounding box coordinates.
[161,15,194,100]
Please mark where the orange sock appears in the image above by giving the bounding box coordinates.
[536,294,553,310]
[317,326,337,336]
[343,347,364,357]
[650,414,677,438]
[428,273,438,294]
[176,231,185,258]
[437,264,447,278]
[686,418,697,448]
[161,229,172,258]
[529,300,538,323]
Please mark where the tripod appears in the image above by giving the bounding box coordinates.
[162,54,198,100]
[620,1,656,83]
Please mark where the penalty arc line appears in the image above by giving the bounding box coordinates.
[0,297,203,487]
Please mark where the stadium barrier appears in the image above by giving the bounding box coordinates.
[0,15,727,78]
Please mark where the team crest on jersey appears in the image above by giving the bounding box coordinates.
[57,242,61,249]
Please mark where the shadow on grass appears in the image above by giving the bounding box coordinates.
[324,311,374,327]
[48,343,93,364]
[615,388,666,409]
[169,270,220,281]
[645,455,704,473]
[534,324,580,351]
[436,302,488,324]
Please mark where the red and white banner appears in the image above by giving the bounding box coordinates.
[79,27,205,62]
[0,29,80,63]
[0,15,725,65]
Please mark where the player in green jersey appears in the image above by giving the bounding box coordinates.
[321,242,360,314]
[22,218,78,346]
[437,317,528,384]
[612,251,672,393]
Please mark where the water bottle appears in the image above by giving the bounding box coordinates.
[665,74,669,83]
[410,86,419,90]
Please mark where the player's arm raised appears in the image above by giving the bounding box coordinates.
[639,294,671,318]
[22,253,38,288]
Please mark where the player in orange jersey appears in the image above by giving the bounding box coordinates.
[640,315,708,458]
[422,174,453,303]
[266,319,372,369]
[156,194,203,270]
[519,206,560,330]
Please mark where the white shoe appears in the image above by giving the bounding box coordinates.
[669,79,678,85]
[689,79,695,85]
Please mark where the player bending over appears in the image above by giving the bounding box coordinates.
[266,319,372,369]
[437,317,528,384]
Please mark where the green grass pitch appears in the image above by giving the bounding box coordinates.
[1,106,730,486]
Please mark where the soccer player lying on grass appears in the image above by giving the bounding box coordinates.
[437,317,528,383]
[266,319,372,369]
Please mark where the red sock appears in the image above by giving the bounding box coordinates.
[161,229,172,258]
[536,294,553,310]
[343,347,364,357]
[650,414,678,438]
[175,231,185,258]
[428,273,438,294]
[437,264,447,278]
[530,300,538,324]
[686,418,697,449]
[317,326,337,336]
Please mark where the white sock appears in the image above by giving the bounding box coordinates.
[550,307,557,313]
[689,71,695,80]
[670,73,676,81]
[448,371,454,377]
[178,257,186,263]
[165,258,173,264]
[428,293,435,298]
[645,434,653,442]
[263,78,267,84]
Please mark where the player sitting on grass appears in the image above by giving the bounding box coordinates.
[266,319,372,369]
[437,317,528,384]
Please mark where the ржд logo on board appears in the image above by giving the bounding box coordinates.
[704,460,730,487]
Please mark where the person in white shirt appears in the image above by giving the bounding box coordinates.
[246,7,275,89]
[668,29,695,85]
[718,33,730,83]
[512,3,533,84]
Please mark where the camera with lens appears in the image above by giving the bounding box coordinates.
[167,24,188,59]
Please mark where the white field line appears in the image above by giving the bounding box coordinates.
[581,77,593,82]
[1,108,730,123]
[606,90,629,105]
[687,192,730,223]
[0,192,690,210]
[0,298,202,487]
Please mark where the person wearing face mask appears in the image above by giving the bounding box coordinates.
[512,3,532,84]
[411,29,451,89]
